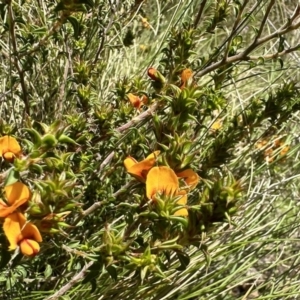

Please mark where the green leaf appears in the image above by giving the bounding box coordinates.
[6,276,16,291]
[106,265,117,281]
[80,0,94,8]
[44,264,52,278]
[140,266,149,283]
[176,251,190,271]
[58,134,79,145]
[82,262,102,285]
[67,16,81,39]
[4,169,20,186]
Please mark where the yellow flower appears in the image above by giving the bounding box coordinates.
[0,182,31,218]
[210,118,222,132]
[146,166,188,216]
[124,151,160,182]
[0,136,22,162]
[3,212,42,256]
[141,17,150,29]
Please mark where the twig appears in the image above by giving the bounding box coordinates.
[44,260,94,300]
[49,182,135,300]
[56,38,70,116]
[255,0,275,40]
[247,43,300,60]
[73,180,134,225]
[8,2,30,116]
[19,11,71,58]
[193,0,207,29]
[197,18,300,78]
[92,16,114,68]
[116,102,158,133]
[280,4,300,30]
[223,0,248,60]
[99,151,115,174]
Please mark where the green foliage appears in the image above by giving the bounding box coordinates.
[1,0,300,299]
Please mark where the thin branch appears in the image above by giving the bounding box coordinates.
[8,2,30,116]
[73,180,135,225]
[248,43,300,60]
[19,11,71,58]
[255,0,275,40]
[56,38,70,116]
[99,151,115,174]
[280,4,300,30]
[197,18,300,78]
[116,102,158,133]
[92,15,114,68]
[44,260,94,300]
[223,0,248,60]
[193,0,207,29]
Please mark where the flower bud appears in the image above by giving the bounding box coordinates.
[147,68,166,83]
[41,134,57,148]
[20,239,40,256]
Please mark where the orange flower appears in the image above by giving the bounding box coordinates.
[0,136,22,162]
[147,68,165,83]
[280,144,289,157]
[147,67,159,81]
[124,151,160,182]
[127,93,148,110]
[176,168,199,190]
[3,212,42,256]
[146,166,188,216]
[180,68,193,89]
[0,182,31,218]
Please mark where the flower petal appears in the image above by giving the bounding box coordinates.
[125,151,160,182]
[3,152,15,161]
[0,136,21,161]
[176,169,199,189]
[145,151,160,160]
[5,182,31,206]
[180,68,193,89]
[3,212,22,250]
[20,239,40,256]
[127,93,142,109]
[146,166,178,199]
[0,199,17,218]
[174,190,188,217]
[124,156,138,171]
[0,136,9,156]
[22,222,43,242]
[127,159,156,182]
[7,136,21,155]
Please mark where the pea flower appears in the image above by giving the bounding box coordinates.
[180,68,193,89]
[147,68,165,83]
[124,151,160,182]
[0,136,22,162]
[210,118,222,132]
[146,166,188,216]
[0,182,31,218]
[127,93,148,110]
[176,168,200,190]
[3,212,42,256]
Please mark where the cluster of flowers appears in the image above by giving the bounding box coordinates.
[124,151,199,216]
[256,136,290,163]
[0,136,42,256]
[126,68,194,110]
